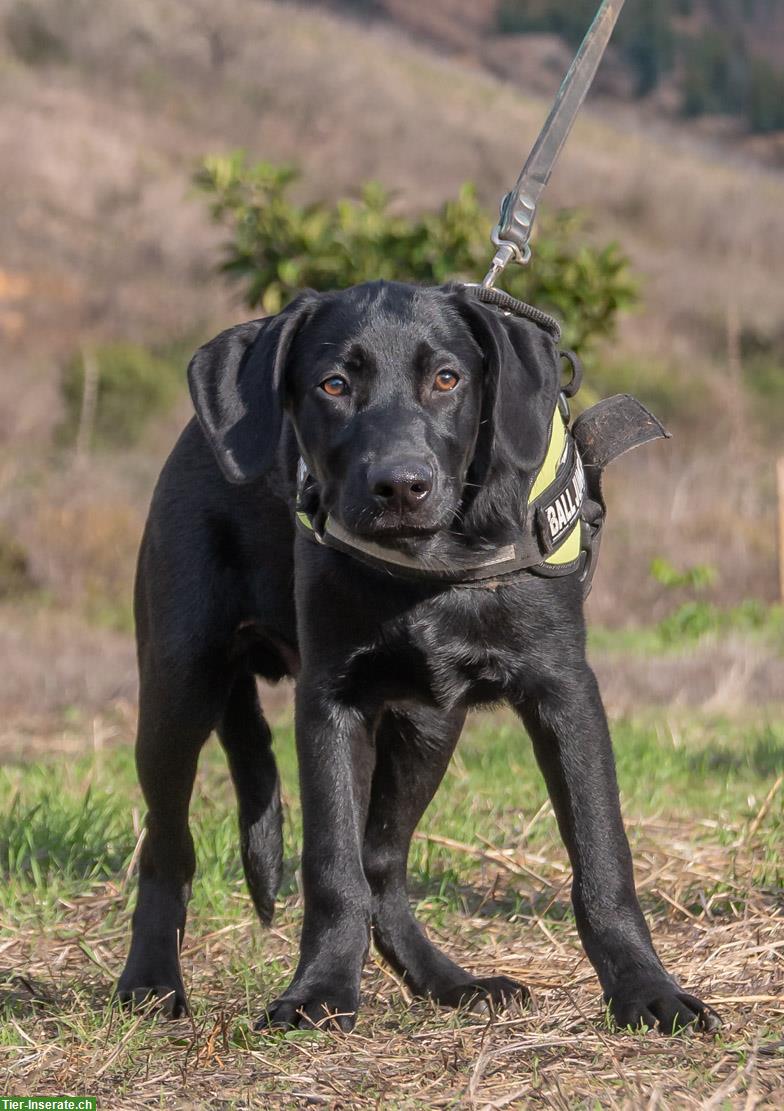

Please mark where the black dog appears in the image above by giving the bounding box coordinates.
[118,280,719,1035]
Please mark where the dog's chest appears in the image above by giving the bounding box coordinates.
[421,587,533,699]
[350,582,540,710]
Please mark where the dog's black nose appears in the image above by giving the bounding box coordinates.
[368,459,433,513]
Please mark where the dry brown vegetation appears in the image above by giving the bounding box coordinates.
[1,0,783,362]
[7,877,783,1108]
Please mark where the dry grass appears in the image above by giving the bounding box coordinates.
[2,809,782,1107]
[0,596,782,725]
[1,709,782,1107]
[587,442,782,624]
[0,607,136,719]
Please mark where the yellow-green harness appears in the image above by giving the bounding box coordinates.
[530,408,582,570]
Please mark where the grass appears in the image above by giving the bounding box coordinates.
[0,707,782,1107]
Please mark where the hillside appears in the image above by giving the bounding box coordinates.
[2,1,782,371]
[0,7,782,1101]
[329,0,784,140]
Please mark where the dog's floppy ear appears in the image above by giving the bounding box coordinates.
[448,288,562,540]
[453,290,560,478]
[188,292,317,484]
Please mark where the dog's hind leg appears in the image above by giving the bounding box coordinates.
[364,706,528,1014]
[117,660,227,1017]
[217,673,283,926]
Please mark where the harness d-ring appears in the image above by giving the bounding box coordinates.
[560,350,583,398]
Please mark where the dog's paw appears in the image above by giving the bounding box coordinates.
[116,968,188,1018]
[607,979,720,1035]
[436,975,530,1015]
[255,986,359,1033]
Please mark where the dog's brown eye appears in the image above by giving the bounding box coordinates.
[434,369,459,392]
[321,375,349,397]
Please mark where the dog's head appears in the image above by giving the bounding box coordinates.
[189,281,561,546]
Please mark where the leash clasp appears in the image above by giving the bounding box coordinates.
[482,191,535,288]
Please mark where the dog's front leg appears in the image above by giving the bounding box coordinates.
[257,678,374,1032]
[515,665,720,1035]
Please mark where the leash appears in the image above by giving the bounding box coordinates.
[482,0,626,289]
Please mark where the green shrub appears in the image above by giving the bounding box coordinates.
[657,599,782,646]
[745,57,784,134]
[195,154,637,360]
[743,355,784,431]
[497,0,676,98]
[678,25,784,133]
[650,557,717,591]
[681,31,732,117]
[497,0,598,43]
[60,342,182,450]
[499,1,781,132]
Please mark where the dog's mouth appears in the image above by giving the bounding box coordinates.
[318,479,462,548]
[332,505,454,547]
[350,521,443,543]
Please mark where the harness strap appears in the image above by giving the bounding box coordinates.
[468,285,561,341]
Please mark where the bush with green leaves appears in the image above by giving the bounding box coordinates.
[645,557,782,651]
[679,21,784,133]
[195,154,637,360]
[656,599,783,646]
[649,556,717,591]
[60,342,182,450]
[4,0,70,65]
